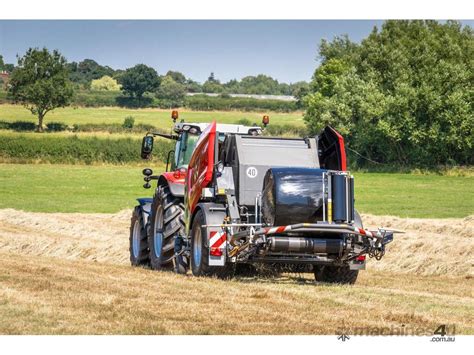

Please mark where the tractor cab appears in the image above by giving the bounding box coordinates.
[139,110,265,190]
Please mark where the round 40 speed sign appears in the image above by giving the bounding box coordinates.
[246,166,258,178]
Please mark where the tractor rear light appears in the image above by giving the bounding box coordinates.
[210,247,223,257]
[356,255,366,262]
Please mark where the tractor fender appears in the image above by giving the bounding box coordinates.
[190,202,228,267]
[158,175,185,197]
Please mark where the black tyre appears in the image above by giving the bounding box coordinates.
[313,210,363,284]
[314,265,359,284]
[129,206,149,266]
[234,263,258,277]
[149,186,185,271]
[190,210,234,279]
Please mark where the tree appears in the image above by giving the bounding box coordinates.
[8,48,74,132]
[304,20,474,167]
[166,70,186,85]
[156,75,186,107]
[119,64,160,100]
[185,79,202,93]
[0,55,15,73]
[202,74,224,93]
[208,72,217,82]
[90,75,121,91]
[239,75,280,94]
[223,79,241,93]
[291,81,310,108]
[67,59,115,87]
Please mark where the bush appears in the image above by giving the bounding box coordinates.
[236,118,252,126]
[46,121,68,132]
[2,89,299,112]
[90,76,121,91]
[72,122,156,134]
[184,95,297,112]
[73,90,119,107]
[0,90,7,103]
[263,124,308,137]
[0,134,174,164]
[115,95,155,108]
[122,116,135,129]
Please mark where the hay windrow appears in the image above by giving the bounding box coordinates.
[0,209,472,276]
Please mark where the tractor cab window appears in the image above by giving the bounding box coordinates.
[175,132,199,168]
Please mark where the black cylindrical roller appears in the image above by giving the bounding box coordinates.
[269,237,343,254]
[262,167,326,226]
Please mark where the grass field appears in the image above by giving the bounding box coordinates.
[0,104,305,127]
[0,206,471,335]
[0,163,472,217]
[1,252,471,335]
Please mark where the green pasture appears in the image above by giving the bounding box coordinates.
[0,104,305,128]
[0,164,472,218]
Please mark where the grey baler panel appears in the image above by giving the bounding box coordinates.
[235,135,319,206]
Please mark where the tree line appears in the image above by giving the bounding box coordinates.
[1,52,308,114]
[1,54,307,98]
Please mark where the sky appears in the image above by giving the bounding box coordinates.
[0,20,472,83]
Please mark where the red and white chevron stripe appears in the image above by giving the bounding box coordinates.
[209,230,227,256]
[263,226,292,234]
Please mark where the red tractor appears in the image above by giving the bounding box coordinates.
[130,111,396,284]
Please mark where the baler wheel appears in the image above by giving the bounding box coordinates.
[190,210,234,279]
[313,210,363,284]
[314,265,359,284]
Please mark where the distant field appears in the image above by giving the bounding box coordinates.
[353,172,474,218]
[0,104,305,127]
[0,164,156,213]
[0,164,472,217]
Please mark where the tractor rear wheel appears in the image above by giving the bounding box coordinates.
[148,186,185,271]
[129,206,149,266]
[190,209,234,279]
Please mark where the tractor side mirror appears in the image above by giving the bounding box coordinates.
[141,136,154,159]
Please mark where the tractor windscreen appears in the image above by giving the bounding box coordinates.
[176,132,200,167]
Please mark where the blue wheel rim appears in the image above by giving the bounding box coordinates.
[132,220,140,258]
[154,232,163,258]
[193,226,202,267]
